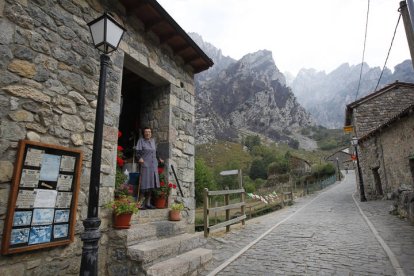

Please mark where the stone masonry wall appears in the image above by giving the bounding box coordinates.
[0,0,197,275]
[360,114,414,221]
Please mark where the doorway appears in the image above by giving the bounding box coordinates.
[372,167,383,196]
[409,158,414,186]
[118,67,157,160]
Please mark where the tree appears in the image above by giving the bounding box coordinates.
[195,159,216,206]
[244,135,261,151]
[249,159,267,180]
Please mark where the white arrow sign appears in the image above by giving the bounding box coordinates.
[219,170,239,176]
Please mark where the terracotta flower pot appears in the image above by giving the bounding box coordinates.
[113,213,132,229]
[169,210,181,221]
[154,196,167,209]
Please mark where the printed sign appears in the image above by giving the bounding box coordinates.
[20,169,40,188]
[1,140,83,255]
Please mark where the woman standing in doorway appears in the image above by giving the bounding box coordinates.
[136,127,163,209]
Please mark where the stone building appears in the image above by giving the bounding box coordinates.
[0,0,213,275]
[289,156,311,176]
[325,148,353,171]
[345,81,414,222]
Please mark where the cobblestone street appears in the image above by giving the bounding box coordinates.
[200,171,414,276]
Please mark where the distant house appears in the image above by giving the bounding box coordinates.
[345,81,414,221]
[289,156,311,175]
[325,148,353,170]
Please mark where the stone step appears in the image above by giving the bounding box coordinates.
[110,220,189,246]
[128,232,206,265]
[131,208,169,224]
[145,248,212,276]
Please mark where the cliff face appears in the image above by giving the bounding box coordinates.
[190,33,314,145]
[290,60,414,128]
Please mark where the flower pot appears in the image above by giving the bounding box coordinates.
[169,210,181,221]
[113,213,132,229]
[154,196,167,209]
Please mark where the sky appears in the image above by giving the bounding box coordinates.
[157,0,411,76]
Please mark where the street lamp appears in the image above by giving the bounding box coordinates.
[80,12,125,276]
[351,137,367,202]
[336,157,341,181]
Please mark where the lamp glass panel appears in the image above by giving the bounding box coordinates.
[106,19,124,48]
[89,19,105,46]
[351,138,358,146]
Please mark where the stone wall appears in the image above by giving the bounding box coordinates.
[359,114,414,221]
[0,0,197,274]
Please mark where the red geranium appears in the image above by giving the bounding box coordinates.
[117,156,124,167]
[158,167,164,174]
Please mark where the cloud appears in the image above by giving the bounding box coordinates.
[158,0,411,76]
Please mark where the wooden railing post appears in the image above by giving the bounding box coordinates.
[203,188,209,238]
[241,190,245,226]
[225,187,230,232]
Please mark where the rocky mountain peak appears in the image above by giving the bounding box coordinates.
[193,33,314,147]
[291,60,414,128]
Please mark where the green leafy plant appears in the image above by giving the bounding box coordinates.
[154,166,176,197]
[170,202,184,211]
[106,195,140,215]
[114,183,132,197]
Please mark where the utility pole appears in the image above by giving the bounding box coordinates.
[400,0,414,69]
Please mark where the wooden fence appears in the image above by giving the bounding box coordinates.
[203,188,246,238]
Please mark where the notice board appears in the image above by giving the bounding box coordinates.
[1,140,83,255]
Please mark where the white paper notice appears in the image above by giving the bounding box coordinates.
[33,189,57,208]
[24,148,44,167]
[39,154,61,182]
[60,156,76,172]
[20,169,40,188]
[55,192,72,208]
[57,174,73,191]
[16,190,36,209]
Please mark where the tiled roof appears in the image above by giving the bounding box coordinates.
[345,82,414,138]
[119,0,213,74]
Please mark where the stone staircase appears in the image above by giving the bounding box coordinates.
[108,208,212,276]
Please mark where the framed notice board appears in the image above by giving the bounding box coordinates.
[1,140,83,255]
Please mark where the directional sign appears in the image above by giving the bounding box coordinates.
[219,170,239,176]
[343,125,353,133]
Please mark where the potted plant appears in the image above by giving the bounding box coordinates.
[153,166,177,208]
[114,183,132,198]
[106,195,140,229]
[169,202,184,221]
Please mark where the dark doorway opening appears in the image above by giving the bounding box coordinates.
[372,167,383,196]
[409,158,414,186]
[118,67,156,160]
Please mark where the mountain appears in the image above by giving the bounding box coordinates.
[190,33,315,148]
[290,60,414,128]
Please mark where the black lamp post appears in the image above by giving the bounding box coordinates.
[336,157,341,181]
[80,12,125,276]
[351,137,367,202]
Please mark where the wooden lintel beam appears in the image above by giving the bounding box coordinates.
[174,45,192,56]
[183,53,199,64]
[160,33,178,44]
[144,18,164,32]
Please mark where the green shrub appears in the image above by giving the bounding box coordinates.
[195,159,217,206]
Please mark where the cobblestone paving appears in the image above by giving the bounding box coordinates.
[200,171,414,276]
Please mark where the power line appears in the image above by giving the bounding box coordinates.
[374,13,402,92]
[355,0,371,101]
